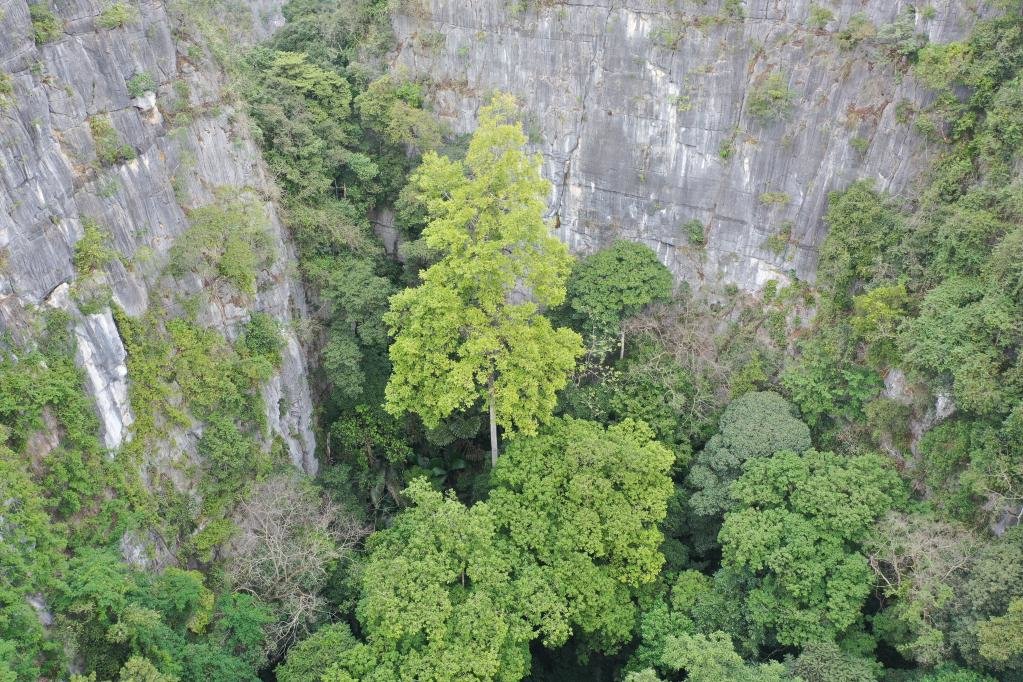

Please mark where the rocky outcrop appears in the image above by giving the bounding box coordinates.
[46,282,134,449]
[391,0,988,291]
[0,0,316,472]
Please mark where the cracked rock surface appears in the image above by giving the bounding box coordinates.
[392,0,988,291]
[0,0,316,475]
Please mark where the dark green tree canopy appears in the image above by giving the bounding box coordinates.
[686,391,811,520]
[719,448,906,646]
[565,240,673,355]
[322,417,675,680]
[489,417,675,648]
[335,478,531,682]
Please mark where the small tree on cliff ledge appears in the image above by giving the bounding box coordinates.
[383,93,582,465]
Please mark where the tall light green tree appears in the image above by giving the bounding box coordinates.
[384,93,582,464]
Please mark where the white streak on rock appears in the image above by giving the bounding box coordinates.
[74,311,134,451]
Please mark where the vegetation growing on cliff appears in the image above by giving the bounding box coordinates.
[4,0,1023,681]
[273,2,1022,680]
[29,2,62,44]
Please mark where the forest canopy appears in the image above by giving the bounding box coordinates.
[2,0,1023,681]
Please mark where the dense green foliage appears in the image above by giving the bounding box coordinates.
[384,95,582,463]
[58,551,269,681]
[563,240,673,358]
[312,417,674,680]
[8,1,1023,681]
[168,198,275,297]
[0,72,13,109]
[0,320,138,539]
[0,442,65,680]
[126,72,155,99]
[719,448,905,646]
[629,631,791,682]
[489,417,674,649]
[684,391,811,554]
[338,478,533,681]
[792,3,1023,525]
[89,115,136,167]
[29,3,62,44]
[747,72,795,123]
[97,2,140,30]
[74,218,120,275]
[0,312,277,678]
[240,0,445,513]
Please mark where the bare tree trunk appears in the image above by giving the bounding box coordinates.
[620,327,626,360]
[488,378,499,467]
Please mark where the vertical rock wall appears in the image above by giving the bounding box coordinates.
[0,0,316,472]
[392,0,988,291]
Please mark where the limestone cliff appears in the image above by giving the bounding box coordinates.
[0,0,316,477]
[0,0,995,515]
[391,0,987,291]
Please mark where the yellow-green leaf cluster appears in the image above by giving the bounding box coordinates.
[384,93,582,438]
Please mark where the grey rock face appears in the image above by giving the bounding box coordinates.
[0,0,316,473]
[247,0,286,40]
[392,0,986,291]
[45,282,134,450]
